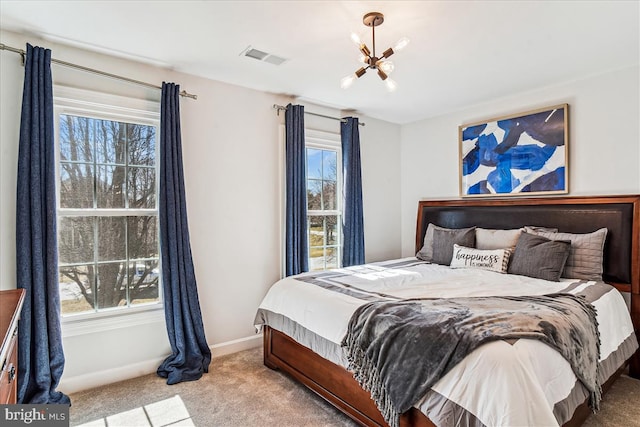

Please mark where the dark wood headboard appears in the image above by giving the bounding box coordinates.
[415,195,640,376]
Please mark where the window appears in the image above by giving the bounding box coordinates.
[55,88,161,317]
[306,130,342,271]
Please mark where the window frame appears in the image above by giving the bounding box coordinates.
[305,129,343,271]
[54,86,164,335]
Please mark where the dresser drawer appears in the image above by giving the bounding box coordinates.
[0,331,18,404]
[0,289,25,405]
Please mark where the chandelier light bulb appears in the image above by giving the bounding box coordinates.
[393,37,410,52]
[350,32,362,46]
[378,60,395,75]
[385,78,398,92]
[341,74,356,89]
[358,54,369,65]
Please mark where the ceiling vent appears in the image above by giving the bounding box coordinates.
[241,46,287,66]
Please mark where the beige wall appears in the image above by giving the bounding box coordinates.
[400,66,640,256]
[0,30,401,392]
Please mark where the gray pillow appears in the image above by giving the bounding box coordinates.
[527,228,608,281]
[416,224,476,262]
[507,232,571,282]
[431,227,476,265]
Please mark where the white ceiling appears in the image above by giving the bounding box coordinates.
[1,1,638,124]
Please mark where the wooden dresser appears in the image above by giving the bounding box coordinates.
[0,289,26,404]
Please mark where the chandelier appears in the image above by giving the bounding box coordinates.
[341,12,409,92]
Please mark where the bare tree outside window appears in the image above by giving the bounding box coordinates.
[58,114,160,315]
[306,147,341,271]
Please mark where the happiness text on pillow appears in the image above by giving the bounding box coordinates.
[454,248,500,268]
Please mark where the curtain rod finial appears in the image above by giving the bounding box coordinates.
[179,90,197,100]
[273,104,286,116]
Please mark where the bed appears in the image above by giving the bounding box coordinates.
[255,195,640,427]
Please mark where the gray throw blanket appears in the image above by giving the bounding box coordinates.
[341,293,601,427]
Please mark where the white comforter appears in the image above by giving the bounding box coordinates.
[256,258,636,427]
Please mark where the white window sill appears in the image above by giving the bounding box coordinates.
[61,303,165,338]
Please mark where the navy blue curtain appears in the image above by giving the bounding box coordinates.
[285,104,309,276]
[157,82,211,385]
[341,117,365,267]
[16,44,70,405]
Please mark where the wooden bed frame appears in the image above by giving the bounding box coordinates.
[264,195,640,427]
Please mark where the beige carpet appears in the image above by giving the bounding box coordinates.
[70,347,640,426]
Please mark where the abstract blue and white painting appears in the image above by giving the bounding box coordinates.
[459,104,568,197]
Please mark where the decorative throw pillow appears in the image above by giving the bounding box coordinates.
[416,224,476,262]
[526,228,608,281]
[475,228,522,250]
[450,244,511,273]
[431,227,476,265]
[507,232,571,281]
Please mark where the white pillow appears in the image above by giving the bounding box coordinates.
[450,244,511,273]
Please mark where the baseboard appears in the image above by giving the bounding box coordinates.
[59,354,167,394]
[210,333,263,358]
[59,333,263,394]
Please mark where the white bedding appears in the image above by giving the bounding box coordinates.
[256,258,637,427]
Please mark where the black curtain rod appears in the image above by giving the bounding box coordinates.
[0,42,197,100]
[272,104,365,126]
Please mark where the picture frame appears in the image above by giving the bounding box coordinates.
[458,104,569,198]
